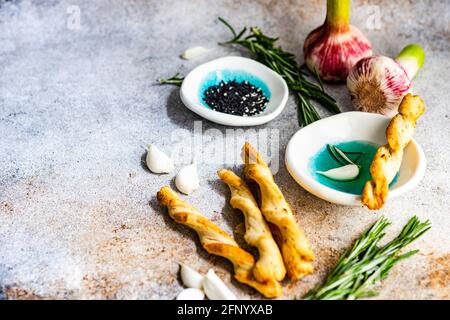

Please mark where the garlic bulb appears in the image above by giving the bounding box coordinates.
[146,144,175,174]
[317,164,360,181]
[203,269,237,300]
[181,46,210,60]
[304,0,372,81]
[347,44,425,116]
[175,163,200,195]
[180,263,204,289]
[176,288,205,300]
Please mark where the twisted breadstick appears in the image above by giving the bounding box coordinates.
[218,169,286,285]
[242,143,315,281]
[157,186,282,298]
[362,94,425,210]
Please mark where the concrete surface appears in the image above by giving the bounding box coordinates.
[0,0,449,299]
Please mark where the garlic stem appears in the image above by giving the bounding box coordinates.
[175,163,200,195]
[395,44,425,80]
[326,0,350,30]
[317,164,360,181]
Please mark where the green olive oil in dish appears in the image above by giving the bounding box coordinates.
[309,140,399,195]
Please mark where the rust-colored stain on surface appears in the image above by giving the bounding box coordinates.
[4,287,43,300]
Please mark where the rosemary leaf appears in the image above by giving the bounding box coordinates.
[304,216,431,300]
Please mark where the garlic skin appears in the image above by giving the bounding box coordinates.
[347,56,411,117]
[176,288,205,300]
[180,263,204,289]
[175,163,200,195]
[304,0,372,81]
[181,46,210,60]
[203,269,237,300]
[146,144,175,174]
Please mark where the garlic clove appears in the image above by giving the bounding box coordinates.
[317,164,360,181]
[181,46,210,60]
[175,163,200,195]
[202,269,237,300]
[176,288,205,300]
[180,263,204,289]
[146,144,175,174]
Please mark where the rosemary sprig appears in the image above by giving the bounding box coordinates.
[218,17,340,126]
[159,73,184,86]
[304,216,431,300]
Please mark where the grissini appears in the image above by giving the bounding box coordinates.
[157,186,282,298]
[362,94,425,210]
[242,143,315,281]
[218,169,286,284]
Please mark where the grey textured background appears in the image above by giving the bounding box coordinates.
[0,0,449,299]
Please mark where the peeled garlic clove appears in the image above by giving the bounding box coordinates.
[181,46,209,60]
[176,288,205,300]
[395,44,425,81]
[180,263,204,289]
[175,163,200,195]
[203,269,237,300]
[317,164,360,181]
[146,144,175,174]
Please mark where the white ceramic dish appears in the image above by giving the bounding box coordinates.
[180,56,288,126]
[285,112,426,206]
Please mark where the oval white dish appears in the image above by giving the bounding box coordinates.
[180,56,288,126]
[285,111,426,206]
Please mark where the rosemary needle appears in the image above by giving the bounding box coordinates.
[218,17,340,126]
[159,73,184,86]
[304,216,431,300]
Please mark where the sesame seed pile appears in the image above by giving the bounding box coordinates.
[202,80,269,116]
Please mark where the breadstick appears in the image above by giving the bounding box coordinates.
[157,186,282,298]
[242,143,315,281]
[218,169,286,284]
[362,94,425,210]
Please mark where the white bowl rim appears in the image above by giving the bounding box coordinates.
[180,56,289,126]
[285,111,426,206]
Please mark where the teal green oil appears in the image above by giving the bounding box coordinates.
[309,140,399,195]
[198,69,271,108]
